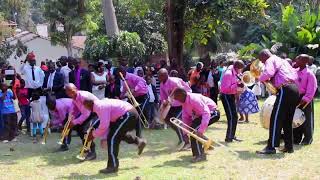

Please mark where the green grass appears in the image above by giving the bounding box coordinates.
[0,100,319,180]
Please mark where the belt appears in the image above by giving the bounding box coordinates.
[277,81,294,89]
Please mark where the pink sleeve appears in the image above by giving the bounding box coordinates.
[302,73,317,103]
[220,73,237,93]
[93,109,111,138]
[182,109,192,127]
[260,60,276,82]
[73,109,91,125]
[179,80,192,92]
[160,85,166,102]
[194,101,211,134]
[134,79,146,92]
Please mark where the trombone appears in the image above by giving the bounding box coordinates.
[41,121,50,145]
[119,72,149,128]
[58,114,73,145]
[76,119,99,160]
[170,118,239,155]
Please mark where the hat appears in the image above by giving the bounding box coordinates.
[27,52,35,61]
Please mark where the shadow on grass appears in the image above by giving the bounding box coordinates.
[236,150,285,160]
[152,155,197,169]
[254,140,268,145]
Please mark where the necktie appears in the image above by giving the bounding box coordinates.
[31,66,35,81]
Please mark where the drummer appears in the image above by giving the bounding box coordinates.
[293,54,317,145]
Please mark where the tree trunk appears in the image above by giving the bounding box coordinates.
[166,0,186,69]
[66,31,73,56]
[102,0,119,36]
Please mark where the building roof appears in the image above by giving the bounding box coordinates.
[0,20,17,27]
[72,36,87,49]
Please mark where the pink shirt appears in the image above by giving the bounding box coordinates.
[160,77,192,107]
[220,65,239,94]
[260,55,298,88]
[181,92,217,134]
[71,91,99,125]
[92,99,134,138]
[122,73,148,97]
[50,98,74,127]
[296,67,317,103]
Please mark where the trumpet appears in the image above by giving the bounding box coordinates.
[250,60,278,95]
[58,114,73,145]
[41,121,50,145]
[119,72,149,128]
[170,118,213,151]
[76,119,99,160]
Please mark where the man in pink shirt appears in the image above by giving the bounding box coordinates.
[220,60,245,143]
[293,54,317,145]
[119,68,148,137]
[84,98,147,174]
[158,68,192,149]
[256,49,300,155]
[65,83,100,160]
[46,97,74,151]
[172,88,220,163]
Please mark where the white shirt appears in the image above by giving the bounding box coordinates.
[47,71,56,89]
[308,64,318,75]
[30,100,45,123]
[20,63,45,89]
[147,84,155,103]
[60,65,72,85]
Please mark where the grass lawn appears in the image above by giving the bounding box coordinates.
[0,100,319,180]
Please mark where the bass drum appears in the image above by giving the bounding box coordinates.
[260,96,306,129]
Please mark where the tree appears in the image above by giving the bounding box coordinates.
[44,0,98,56]
[102,0,119,36]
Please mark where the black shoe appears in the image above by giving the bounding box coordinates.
[191,154,207,163]
[225,138,233,143]
[99,167,118,174]
[138,139,147,155]
[85,152,97,161]
[233,137,243,142]
[279,147,294,153]
[54,145,69,152]
[301,139,313,145]
[256,147,276,155]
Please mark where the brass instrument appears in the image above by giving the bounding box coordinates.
[250,60,278,95]
[41,121,50,145]
[241,71,255,87]
[58,114,73,145]
[76,119,99,160]
[119,72,149,128]
[170,118,214,151]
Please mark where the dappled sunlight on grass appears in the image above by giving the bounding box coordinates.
[0,100,319,179]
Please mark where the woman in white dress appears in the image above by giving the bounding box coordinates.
[91,62,108,99]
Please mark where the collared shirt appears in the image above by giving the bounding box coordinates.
[297,67,317,103]
[160,77,192,107]
[260,55,298,88]
[220,65,238,94]
[121,73,148,97]
[47,71,56,89]
[92,99,133,138]
[20,63,45,89]
[147,84,155,102]
[49,98,74,127]
[181,92,217,134]
[60,65,72,86]
[71,91,99,125]
[207,69,220,88]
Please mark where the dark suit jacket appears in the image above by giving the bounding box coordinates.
[105,84,121,99]
[43,71,65,98]
[69,69,92,92]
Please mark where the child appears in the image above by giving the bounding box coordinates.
[194,73,210,97]
[238,86,259,123]
[17,79,31,132]
[145,76,159,128]
[0,83,18,143]
[30,92,46,142]
[105,75,121,99]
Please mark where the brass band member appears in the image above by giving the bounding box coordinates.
[83,98,147,174]
[256,49,300,154]
[158,68,192,149]
[293,54,317,145]
[172,88,220,162]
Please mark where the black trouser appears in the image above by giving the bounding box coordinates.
[165,106,189,144]
[191,111,220,157]
[267,84,299,149]
[293,99,314,144]
[210,87,219,104]
[135,94,148,137]
[107,112,141,168]
[221,94,238,140]
[2,113,18,141]
[62,113,99,153]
